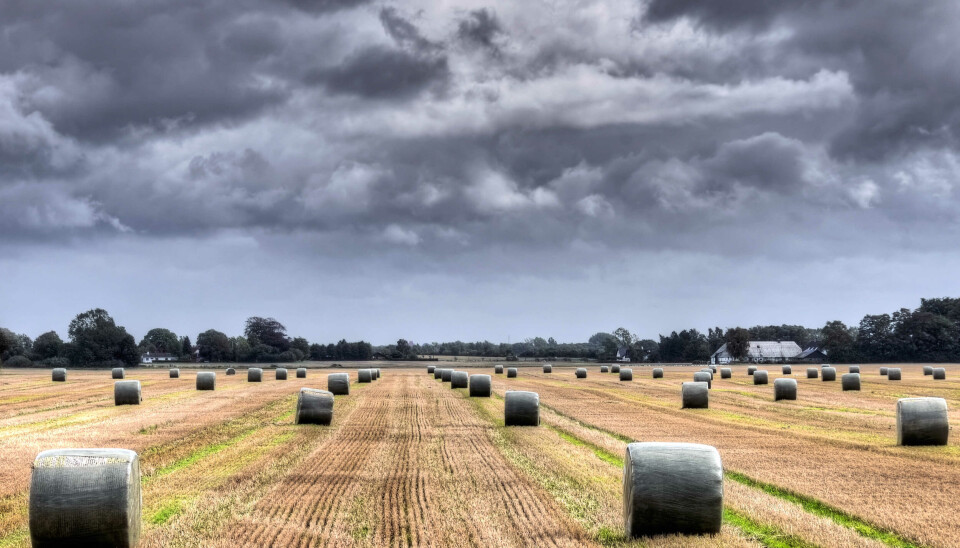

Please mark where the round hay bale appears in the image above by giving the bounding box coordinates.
[653,368,664,378]
[507,367,518,378]
[753,370,769,385]
[821,367,837,381]
[879,367,888,376]
[434,368,443,379]
[623,442,723,537]
[169,368,179,379]
[773,378,797,401]
[611,365,621,373]
[747,366,757,376]
[923,365,934,376]
[693,371,712,389]
[29,448,141,548]
[494,365,503,374]
[375,368,381,379]
[112,368,125,379]
[504,391,539,426]
[620,368,633,381]
[427,365,436,374]
[841,373,860,391]
[782,365,792,375]
[933,368,946,380]
[601,365,609,373]
[296,368,307,379]
[440,369,453,382]
[247,368,263,382]
[575,368,587,379]
[897,397,949,446]
[196,372,216,391]
[681,382,709,409]
[52,368,66,382]
[114,381,141,406]
[327,373,350,395]
[225,368,236,375]
[451,371,469,389]
[275,368,288,381]
[469,374,492,397]
[849,366,860,374]
[699,368,713,375]
[888,368,902,381]
[719,368,731,379]
[543,364,553,373]
[807,368,818,379]
[358,369,373,383]
[295,388,334,425]
[711,366,717,374]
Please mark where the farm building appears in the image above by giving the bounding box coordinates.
[795,347,829,363]
[616,346,631,362]
[710,341,802,364]
[140,352,177,364]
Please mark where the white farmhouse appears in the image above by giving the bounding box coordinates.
[710,341,802,365]
[141,352,177,364]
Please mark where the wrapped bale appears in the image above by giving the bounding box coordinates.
[504,391,539,426]
[451,371,469,389]
[576,368,587,379]
[52,368,66,382]
[933,368,946,380]
[375,368,381,380]
[897,397,949,446]
[441,369,453,382]
[612,365,621,373]
[226,368,236,376]
[653,368,664,378]
[880,367,888,376]
[601,366,609,373]
[247,368,263,382]
[29,448,141,548]
[327,373,350,395]
[822,367,837,381]
[747,366,757,376]
[807,368,818,379]
[888,368,902,381]
[275,368,288,381]
[196,372,216,391]
[507,367,518,378]
[295,388,334,425]
[543,364,553,373]
[849,366,860,374]
[297,368,307,379]
[114,381,141,406]
[434,368,443,380]
[923,366,934,376]
[693,371,712,389]
[469,374,492,397]
[782,365,792,375]
[494,365,503,374]
[112,368,125,379]
[623,442,723,537]
[700,368,714,376]
[620,368,633,381]
[169,368,179,379]
[774,378,797,401]
[841,373,860,391]
[720,368,731,379]
[681,382,709,409]
[753,370,769,385]
[358,369,373,383]
[427,365,436,374]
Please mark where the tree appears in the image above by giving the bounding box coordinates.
[822,320,858,362]
[613,327,633,348]
[196,329,231,362]
[33,331,64,361]
[396,338,413,359]
[725,328,750,361]
[244,317,290,352]
[0,328,14,359]
[290,337,310,357]
[180,335,193,358]
[66,309,139,367]
[230,336,252,362]
[141,328,181,356]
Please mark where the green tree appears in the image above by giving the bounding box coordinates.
[290,337,310,357]
[230,336,252,362]
[66,309,139,367]
[196,329,231,362]
[141,328,181,356]
[180,335,193,358]
[822,320,858,362]
[725,328,750,361]
[613,327,633,348]
[244,317,290,352]
[33,331,64,361]
[396,338,413,359]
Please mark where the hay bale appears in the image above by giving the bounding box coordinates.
[841,373,860,391]
[720,368,731,379]
[747,366,756,376]
[504,391,539,426]
[681,382,709,409]
[441,369,453,382]
[601,365,609,373]
[327,373,350,395]
[375,368,381,379]
[295,388,334,425]
[247,368,263,382]
[543,364,553,373]
[620,368,633,381]
[807,368,818,379]
[887,368,902,381]
[576,368,587,379]
[612,365,621,373]
[623,442,723,537]
[275,368,288,380]
[693,371,712,389]
[897,397,949,446]
[358,369,373,383]
[451,371,469,388]
[29,448,141,548]
[774,378,797,401]
[933,368,946,380]
[494,365,503,374]
[434,368,443,379]
[114,381,141,406]
[225,368,236,375]
[196,372,216,391]
[469,374,492,397]
[699,368,713,376]
[653,368,664,378]
[782,365,792,375]
[52,368,66,382]
[880,367,888,376]
[849,366,860,374]
[507,367,518,378]
[923,365,934,376]
[427,365,436,374]
[112,368,125,379]
[296,368,307,379]
[169,368,179,379]
[753,370,769,385]
[821,367,837,381]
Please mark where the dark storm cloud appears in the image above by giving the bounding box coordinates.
[308,46,449,98]
[457,9,503,54]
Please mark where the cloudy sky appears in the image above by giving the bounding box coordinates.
[2,0,959,345]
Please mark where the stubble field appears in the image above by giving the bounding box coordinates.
[0,362,955,547]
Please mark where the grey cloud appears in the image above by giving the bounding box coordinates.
[309,46,449,98]
[457,9,503,54]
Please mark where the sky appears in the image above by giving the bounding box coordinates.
[2,0,960,345]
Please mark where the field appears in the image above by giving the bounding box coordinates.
[0,362,957,547]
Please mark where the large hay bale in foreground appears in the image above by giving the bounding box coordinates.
[112,368,125,379]
[327,373,350,395]
[275,368,288,381]
[933,368,946,380]
[427,365,436,374]
[611,365,621,373]
[747,366,757,376]
[923,366,934,376]
[753,370,769,385]
[434,368,443,379]
[169,368,179,379]
[879,367,888,376]
[807,368,818,379]
[821,367,837,381]
[248,368,263,382]
[774,378,797,401]
[29,448,141,548]
[620,368,634,381]
[623,442,723,538]
[543,364,552,373]
[849,366,860,374]
[295,388,334,425]
[897,397,949,446]
[494,365,503,374]
[681,382,709,409]
[507,367,518,378]
[52,368,66,382]
[504,391,539,426]
[226,368,236,376]
[469,374,492,397]
[601,366,609,373]
[441,369,453,382]
[114,381,141,406]
[358,369,373,383]
[653,368,664,378]
[296,368,307,379]
[887,368,902,381]
[451,371,469,388]
[782,365,792,375]
[196,372,216,391]
[693,371,711,388]
[841,373,860,391]
[719,368,731,379]
[576,368,587,379]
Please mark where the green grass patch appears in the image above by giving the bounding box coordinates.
[724,508,817,548]
[550,426,623,467]
[138,423,159,435]
[0,528,28,548]
[149,497,187,524]
[147,427,258,481]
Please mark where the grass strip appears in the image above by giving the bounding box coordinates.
[0,529,27,548]
[723,508,817,548]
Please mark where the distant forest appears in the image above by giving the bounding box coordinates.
[2,297,960,367]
